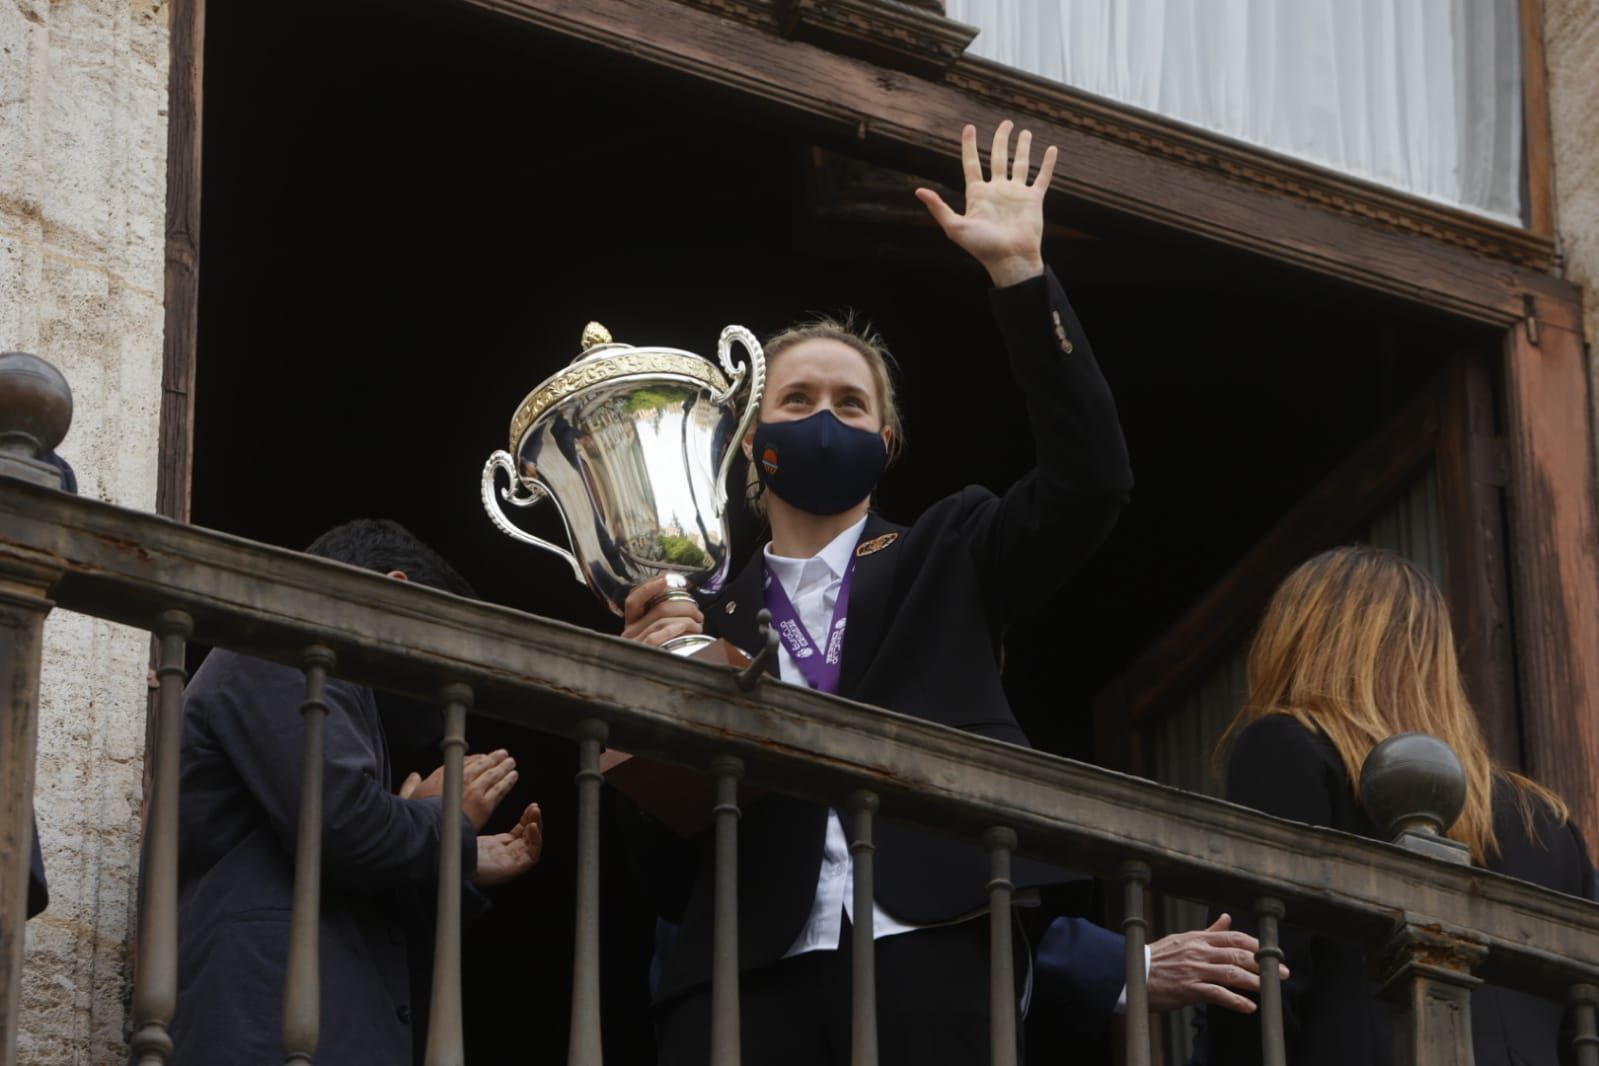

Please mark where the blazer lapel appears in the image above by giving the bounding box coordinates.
[837,513,905,697]
[707,552,779,676]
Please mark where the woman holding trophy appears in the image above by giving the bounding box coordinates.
[622,120,1135,1064]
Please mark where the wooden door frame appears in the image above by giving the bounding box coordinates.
[159,0,1599,835]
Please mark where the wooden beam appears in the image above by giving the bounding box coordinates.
[1093,379,1444,742]
[4,480,1599,996]
[1435,350,1523,768]
[156,0,205,524]
[1502,318,1599,845]
[457,0,1581,330]
[1519,0,1556,236]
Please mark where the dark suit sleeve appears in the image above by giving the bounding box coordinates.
[959,268,1133,622]
[199,660,477,888]
[1202,716,1338,1064]
[1030,916,1127,1046]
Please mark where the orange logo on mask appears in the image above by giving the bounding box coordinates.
[761,446,779,476]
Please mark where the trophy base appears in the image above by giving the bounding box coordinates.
[662,631,719,657]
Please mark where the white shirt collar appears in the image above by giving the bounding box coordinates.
[764,514,870,586]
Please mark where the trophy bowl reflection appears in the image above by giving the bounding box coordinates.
[483,321,765,655]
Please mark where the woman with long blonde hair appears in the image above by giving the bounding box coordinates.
[1193,546,1593,1066]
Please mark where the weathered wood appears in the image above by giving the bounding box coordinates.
[1520,0,1556,236]
[462,0,1578,329]
[128,610,193,1066]
[1093,377,1444,736]
[568,720,606,1066]
[157,0,205,523]
[1434,351,1521,767]
[1120,862,1151,1066]
[424,685,471,1066]
[0,565,55,1066]
[282,647,335,1066]
[3,482,1599,997]
[711,757,744,1066]
[1377,921,1485,1066]
[983,827,1017,1066]
[1254,898,1287,1066]
[847,789,878,1066]
[776,0,977,79]
[1502,319,1599,848]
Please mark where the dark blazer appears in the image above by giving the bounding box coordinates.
[646,267,1134,1005]
[170,650,478,1066]
[1028,916,1127,1051]
[1192,715,1596,1066]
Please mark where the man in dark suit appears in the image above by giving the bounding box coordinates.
[168,520,543,1066]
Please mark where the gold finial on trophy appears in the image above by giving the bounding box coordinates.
[580,321,613,351]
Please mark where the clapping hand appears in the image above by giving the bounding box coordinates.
[400,749,520,831]
[474,802,544,887]
[915,121,1056,288]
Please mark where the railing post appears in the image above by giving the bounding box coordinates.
[710,755,743,1066]
[568,719,607,1066]
[848,790,879,1066]
[983,826,1018,1066]
[282,646,336,1066]
[1376,919,1485,1066]
[424,683,472,1066]
[1253,897,1287,1066]
[1572,983,1599,1066]
[1119,861,1151,1066]
[0,351,70,1066]
[128,610,193,1066]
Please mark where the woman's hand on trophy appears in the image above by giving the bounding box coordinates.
[914,120,1056,288]
[621,575,705,648]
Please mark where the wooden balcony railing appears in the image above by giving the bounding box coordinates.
[2,353,1599,1065]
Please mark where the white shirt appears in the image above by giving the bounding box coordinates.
[762,516,1149,1005]
[764,516,922,957]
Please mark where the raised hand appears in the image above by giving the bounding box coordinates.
[915,121,1057,288]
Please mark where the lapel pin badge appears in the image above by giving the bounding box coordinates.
[855,532,900,558]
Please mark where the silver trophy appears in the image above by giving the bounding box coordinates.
[483,321,765,655]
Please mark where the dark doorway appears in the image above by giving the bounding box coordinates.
[191,0,1494,1060]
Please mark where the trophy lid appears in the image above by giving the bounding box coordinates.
[506,321,734,452]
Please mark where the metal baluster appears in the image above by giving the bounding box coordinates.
[282,647,335,1066]
[1120,861,1152,1066]
[568,720,607,1066]
[710,756,743,1065]
[983,827,1018,1066]
[849,790,880,1066]
[424,683,472,1066]
[1254,898,1287,1066]
[129,610,193,1066]
[1572,984,1599,1066]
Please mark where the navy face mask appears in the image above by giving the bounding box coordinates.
[752,410,887,516]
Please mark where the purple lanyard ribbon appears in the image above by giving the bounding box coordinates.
[763,555,857,695]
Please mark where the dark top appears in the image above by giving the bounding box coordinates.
[169,650,478,1066]
[640,267,1134,1004]
[1192,715,1595,1066]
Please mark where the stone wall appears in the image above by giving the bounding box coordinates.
[0,0,170,1061]
[1546,0,1599,347]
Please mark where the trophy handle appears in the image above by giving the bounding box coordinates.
[711,325,766,517]
[481,450,586,584]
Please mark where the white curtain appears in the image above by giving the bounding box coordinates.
[944,0,1524,224]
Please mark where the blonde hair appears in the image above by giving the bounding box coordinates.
[744,314,904,515]
[1215,546,1567,863]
